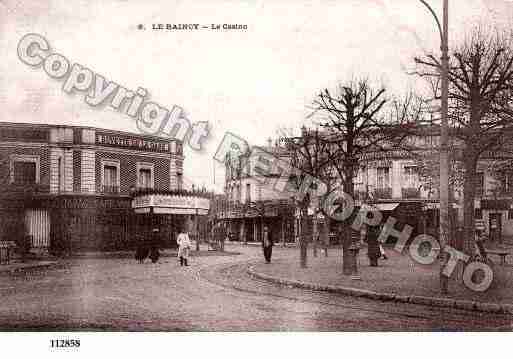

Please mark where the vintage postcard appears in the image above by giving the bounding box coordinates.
[0,0,512,356]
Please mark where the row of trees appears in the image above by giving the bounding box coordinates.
[281,25,513,284]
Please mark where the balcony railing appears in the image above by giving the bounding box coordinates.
[6,183,50,194]
[102,185,119,194]
[373,187,392,199]
[402,187,420,199]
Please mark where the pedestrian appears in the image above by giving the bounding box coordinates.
[365,224,381,267]
[379,243,388,260]
[135,235,149,264]
[177,228,192,266]
[149,228,160,263]
[219,223,226,252]
[211,222,219,250]
[319,219,329,257]
[475,229,488,260]
[262,225,274,263]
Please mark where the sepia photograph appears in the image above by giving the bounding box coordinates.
[1,1,513,354]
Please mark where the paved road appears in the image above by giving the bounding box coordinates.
[0,244,511,331]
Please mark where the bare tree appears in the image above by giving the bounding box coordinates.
[415,26,513,254]
[279,126,335,266]
[310,78,419,275]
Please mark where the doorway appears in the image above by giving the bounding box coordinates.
[489,212,502,242]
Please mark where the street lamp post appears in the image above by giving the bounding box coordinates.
[419,0,450,294]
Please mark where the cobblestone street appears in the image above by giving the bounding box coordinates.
[1,244,512,331]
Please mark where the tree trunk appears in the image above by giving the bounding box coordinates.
[322,217,329,257]
[312,215,318,257]
[195,215,200,251]
[342,175,356,276]
[462,155,477,256]
[299,206,308,268]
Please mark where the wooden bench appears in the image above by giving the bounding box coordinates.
[487,250,511,265]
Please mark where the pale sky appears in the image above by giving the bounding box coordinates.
[1,0,513,192]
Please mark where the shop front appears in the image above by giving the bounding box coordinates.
[132,190,210,247]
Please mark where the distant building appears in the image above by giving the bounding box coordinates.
[354,126,513,241]
[221,141,296,244]
[222,126,513,244]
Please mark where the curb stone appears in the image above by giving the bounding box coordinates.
[0,261,61,274]
[247,266,513,315]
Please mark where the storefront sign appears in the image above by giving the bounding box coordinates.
[96,133,170,153]
[132,194,210,213]
[153,207,209,215]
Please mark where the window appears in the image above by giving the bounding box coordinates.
[509,209,513,220]
[377,167,390,189]
[101,160,119,193]
[13,161,36,184]
[476,172,484,196]
[103,166,118,193]
[136,163,154,190]
[246,183,251,203]
[500,171,513,194]
[403,166,418,189]
[475,208,483,219]
[177,172,183,190]
[10,155,40,185]
[139,169,152,188]
[57,157,63,191]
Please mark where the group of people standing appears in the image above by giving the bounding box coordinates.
[134,228,161,264]
[211,222,227,251]
[134,227,192,267]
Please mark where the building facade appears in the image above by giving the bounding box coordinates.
[221,144,297,244]
[221,127,513,244]
[354,130,513,241]
[0,122,185,253]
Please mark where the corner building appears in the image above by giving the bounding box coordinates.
[0,122,185,253]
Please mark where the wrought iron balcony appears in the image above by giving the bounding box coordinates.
[102,185,119,194]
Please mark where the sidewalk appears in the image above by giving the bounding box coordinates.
[70,247,240,259]
[227,240,297,247]
[0,260,60,274]
[249,247,513,314]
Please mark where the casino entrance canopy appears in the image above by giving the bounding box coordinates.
[132,189,210,215]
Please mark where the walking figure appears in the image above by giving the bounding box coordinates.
[177,228,192,266]
[135,236,149,264]
[149,228,161,263]
[262,225,274,263]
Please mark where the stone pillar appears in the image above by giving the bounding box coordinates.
[63,149,73,192]
[80,129,96,193]
[80,149,96,193]
[49,148,64,194]
[392,161,402,199]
